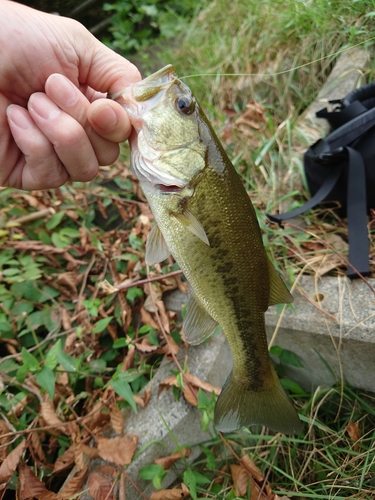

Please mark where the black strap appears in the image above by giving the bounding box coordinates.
[346,147,370,277]
[266,163,343,223]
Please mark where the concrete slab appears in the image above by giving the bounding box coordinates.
[266,275,375,392]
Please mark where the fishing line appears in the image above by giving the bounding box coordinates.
[181,35,375,80]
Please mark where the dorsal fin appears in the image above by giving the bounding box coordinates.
[267,258,294,306]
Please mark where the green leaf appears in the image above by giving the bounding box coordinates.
[51,232,71,248]
[183,469,197,500]
[16,363,29,383]
[112,338,128,348]
[55,350,77,372]
[279,349,303,367]
[46,211,66,230]
[139,464,166,481]
[92,316,114,334]
[35,366,55,400]
[109,378,137,413]
[21,347,40,372]
[281,378,306,395]
[269,345,283,357]
[126,286,143,304]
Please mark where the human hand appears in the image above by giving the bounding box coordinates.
[0,0,141,190]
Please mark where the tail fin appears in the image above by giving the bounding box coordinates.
[214,369,302,434]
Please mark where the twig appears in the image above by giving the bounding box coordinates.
[116,269,183,292]
[6,208,55,226]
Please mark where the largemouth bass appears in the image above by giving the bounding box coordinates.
[112,65,302,434]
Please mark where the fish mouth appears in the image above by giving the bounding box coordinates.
[109,64,178,123]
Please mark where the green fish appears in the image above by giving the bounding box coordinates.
[112,65,301,434]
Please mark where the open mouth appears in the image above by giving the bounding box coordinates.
[157,184,183,193]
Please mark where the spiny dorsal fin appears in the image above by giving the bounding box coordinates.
[171,209,210,246]
[267,258,294,306]
[183,290,218,345]
[145,224,171,266]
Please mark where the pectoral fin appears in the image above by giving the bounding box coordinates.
[145,224,171,266]
[267,258,294,306]
[183,291,218,345]
[172,209,210,246]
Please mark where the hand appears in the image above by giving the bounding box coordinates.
[0,0,141,190]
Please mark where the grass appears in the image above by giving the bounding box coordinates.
[1,0,375,498]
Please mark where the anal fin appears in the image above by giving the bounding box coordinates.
[267,258,294,306]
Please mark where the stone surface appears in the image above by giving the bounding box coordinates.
[266,275,375,391]
[79,326,231,500]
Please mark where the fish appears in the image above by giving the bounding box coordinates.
[112,65,302,434]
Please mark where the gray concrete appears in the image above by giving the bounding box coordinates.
[79,328,231,500]
[266,275,375,392]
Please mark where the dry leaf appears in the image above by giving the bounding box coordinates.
[241,455,264,482]
[96,464,118,477]
[40,400,67,434]
[59,466,88,499]
[230,464,250,497]
[150,486,190,500]
[19,464,59,500]
[97,435,138,466]
[28,431,47,465]
[154,448,191,470]
[133,387,151,408]
[87,471,115,500]
[109,403,125,435]
[0,420,11,460]
[140,307,159,329]
[345,420,360,451]
[183,384,198,406]
[53,443,76,473]
[0,439,26,485]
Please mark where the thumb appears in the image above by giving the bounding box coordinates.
[77,30,142,94]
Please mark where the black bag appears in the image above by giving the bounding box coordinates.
[268,82,375,278]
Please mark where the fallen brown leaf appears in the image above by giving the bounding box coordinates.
[345,420,360,451]
[154,448,191,470]
[59,466,88,499]
[19,464,59,500]
[241,454,264,482]
[150,486,190,500]
[28,431,47,466]
[0,420,11,460]
[109,403,125,435]
[53,443,76,473]
[0,439,26,486]
[97,435,138,466]
[87,471,115,500]
[230,464,250,497]
[40,399,67,435]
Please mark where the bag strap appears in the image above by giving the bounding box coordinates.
[267,146,370,277]
[266,161,343,222]
[346,147,370,277]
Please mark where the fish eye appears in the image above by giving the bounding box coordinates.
[175,96,195,115]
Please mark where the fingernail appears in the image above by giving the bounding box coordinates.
[6,105,32,129]
[47,74,78,107]
[92,104,118,130]
[29,93,61,120]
